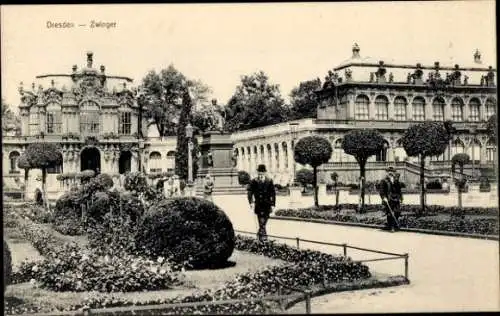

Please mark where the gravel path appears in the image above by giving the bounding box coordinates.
[214,195,500,313]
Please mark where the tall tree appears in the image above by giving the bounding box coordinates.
[294,136,333,207]
[224,71,289,132]
[288,78,322,120]
[451,153,470,209]
[342,129,386,213]
[2,99,21,135]
[400,122,452,216]
[24,142,63,211]
[175,87,200,182]
[140,65,212,137]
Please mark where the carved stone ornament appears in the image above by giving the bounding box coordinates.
[43,88,63,104]
[84,136,99,146]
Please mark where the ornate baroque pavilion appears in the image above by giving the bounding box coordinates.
[3,52,182,200]
[2,46,498,200]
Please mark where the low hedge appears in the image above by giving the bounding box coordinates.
[4,240,12,292]
[275,209,499,236]
[277,204,498,216]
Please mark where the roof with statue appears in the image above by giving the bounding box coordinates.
[18,52,138,110]
[319,43,497,91]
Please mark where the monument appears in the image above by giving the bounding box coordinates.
[195,131,244,195]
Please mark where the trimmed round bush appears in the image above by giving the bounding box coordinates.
[95,173,114,190]
[123,172,148,193]
[136,197,235,269]
[4,240,12,292]
[238,171,250,186]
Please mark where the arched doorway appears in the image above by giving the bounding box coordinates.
[119,151,132,174]
[376,141,389,162]
[81,147,101,173]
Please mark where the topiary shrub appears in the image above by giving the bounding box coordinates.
[136,197,235,269]
[94,173,114,190]
[123,172,148,193]
[238,171,251,186]
[4,240,12,292]
[87,191,145,255]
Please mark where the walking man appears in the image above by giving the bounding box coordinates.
[247,164,276,242]
[379,166,403,232]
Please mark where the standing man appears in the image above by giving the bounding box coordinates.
[203,173,215,202]
[247,164,276,242]
[379,166,403,232]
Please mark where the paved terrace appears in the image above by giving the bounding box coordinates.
[213,195,500,313]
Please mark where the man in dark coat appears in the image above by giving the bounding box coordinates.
[247,164,276,242]
[379,166,404,232]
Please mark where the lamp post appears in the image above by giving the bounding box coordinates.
[186,123,194,196]
[289,122,299,185]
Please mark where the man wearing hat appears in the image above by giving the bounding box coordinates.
[247,164,276,242]
[379,166,404,232]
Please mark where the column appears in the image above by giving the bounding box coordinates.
[425,97,433,121]
[444,99,452,121]
[287,140,294,183]
[388,98,395,120]
[406,97,413,121]
[271,143,278,175]
[479,99,486,121]
[369,97,376,120]
[480,141,487,164]
[463,99,470,122]
[237,148,243,170]
[346,95,355,120]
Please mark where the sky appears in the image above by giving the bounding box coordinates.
[1,1,496,112]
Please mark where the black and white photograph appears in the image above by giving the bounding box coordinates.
[1,1,498,314]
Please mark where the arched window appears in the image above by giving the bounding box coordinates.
[467,138,481,163]
[274,144,280,170]
[412,97,425,121]
[266,144,272,170]
[260,145,265,167]
[394,97,407,121]
[486,138,496,162]
[376,140,389,162]
[29,107,40,136]
[166,151,176,173]
[375,96,389,120]
[119,104,132,135]
[80,101,100,135]
[149,151,162,173]
[355,95,370,120]
[451,98,464,121]
[469,98,480,122]
[46,102,62,134]
[432,97,445,121]
[9,151,20,173]
[485,98,496,118]
[282,142,288,169]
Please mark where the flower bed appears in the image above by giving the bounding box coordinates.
[275,208,499,236]
[4,232,393,315]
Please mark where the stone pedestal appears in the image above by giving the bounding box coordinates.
[288,186,303,209]
[196,131,243,195]
[318,183,328,202]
